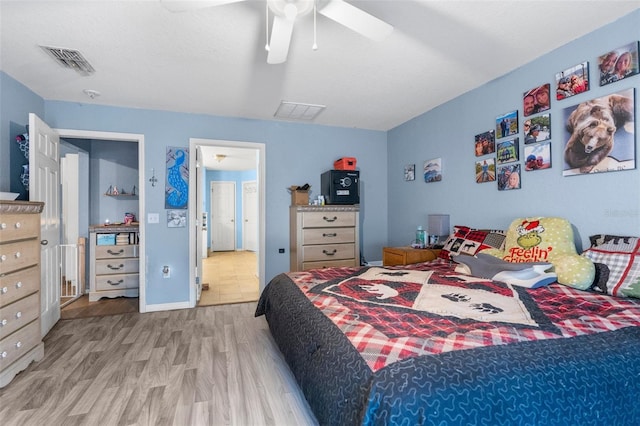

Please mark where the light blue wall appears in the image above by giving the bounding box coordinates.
[37,102,387,305]
[387,10,640,251]
[205,168,257,251]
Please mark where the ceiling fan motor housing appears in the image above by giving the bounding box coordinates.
[268,0,316,18]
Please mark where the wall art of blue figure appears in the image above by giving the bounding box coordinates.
[165,147,189,209]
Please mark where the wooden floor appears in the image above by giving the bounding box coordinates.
[0,302,318,426]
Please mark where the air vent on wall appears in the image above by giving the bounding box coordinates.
[40,46,95,75]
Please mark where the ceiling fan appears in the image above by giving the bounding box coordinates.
[160,0,393,64]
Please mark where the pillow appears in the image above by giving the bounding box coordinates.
[438,226,506,260]
[481,217,595,290]
[582,235,640,298]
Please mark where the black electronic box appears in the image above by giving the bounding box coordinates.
[321,170,360,205]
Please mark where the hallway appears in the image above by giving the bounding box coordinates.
[198,250,259,306]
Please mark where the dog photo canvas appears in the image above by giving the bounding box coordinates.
[562,88,635,176]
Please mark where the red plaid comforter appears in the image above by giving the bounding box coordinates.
[288,259,640,372]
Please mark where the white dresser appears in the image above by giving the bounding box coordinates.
[89,225,139,302]
[0,200,45,388]
[290,205,360,271]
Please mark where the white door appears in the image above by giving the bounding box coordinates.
[211,181,235,251]
[242,181,258,252]
[29,113,61,338]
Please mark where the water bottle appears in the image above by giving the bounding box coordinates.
[416,225,427,248]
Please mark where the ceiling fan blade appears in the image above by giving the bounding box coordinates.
[160,0,246,13]
[319,0,393,42]
[267,15,295,65]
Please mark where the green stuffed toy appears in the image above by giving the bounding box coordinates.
[481,217,595,289]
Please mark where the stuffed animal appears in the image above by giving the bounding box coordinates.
[481,217,595,289]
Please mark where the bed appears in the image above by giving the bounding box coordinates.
[255,257,640,425]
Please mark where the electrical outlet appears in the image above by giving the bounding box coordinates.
[162,265,170,278]
[279,248,285,253]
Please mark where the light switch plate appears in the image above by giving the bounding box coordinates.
[148,213,160,224]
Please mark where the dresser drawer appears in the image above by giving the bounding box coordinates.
[0,266,39,308]
[0,319,40,373]
[0,213,40,243]
[0,292,39,340]
[302,227,355,245]
[302,211,355,228]
[302,259,357,270]
[95,258,139,275]
[303,243,355,262]
[0,239,40,274]
[94,244,138,259]
[95,273,139,291]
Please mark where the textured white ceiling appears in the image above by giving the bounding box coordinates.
[1,0,639,135]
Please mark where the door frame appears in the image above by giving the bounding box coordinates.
[188,138,265,308]
[54,128,147,313]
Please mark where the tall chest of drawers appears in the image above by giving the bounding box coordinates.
[89,225,139,302]
[0,200,45,388]
[290,205,360,271]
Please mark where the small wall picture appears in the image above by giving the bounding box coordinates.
[523,114,550,144]
[523,83,551,116]
[598,41,639,86]
[524,142,552,171]
[496,137,520,164]
[474,130,495,156]
[555,62,589,100]
[497,164,521,191]
[404,164,415,181]
[167,210,187,227]
[475,158,496,183]
[424,158,442,183]
[563,87,635,176]
[496,111,518,139]
[165,147,189,209]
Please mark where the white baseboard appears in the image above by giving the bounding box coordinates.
[143,301,191,312]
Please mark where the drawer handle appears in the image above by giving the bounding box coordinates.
[41,239,48,246]
[15,341,22,349]
[107,249,125,256]
[15,311,22,319]
[322,216,338,222]
[107,279,124,286]
[1,255,6,262]
[323,233,337,237]
[14,222,22,229]
[1,287,7,294]
[1,351,6,358]
[14,251,21,259]
[16,281,23,289]
[107,264,125,270]
[1,222,6,229]
[322,249,337,256]
[1,319,7,326]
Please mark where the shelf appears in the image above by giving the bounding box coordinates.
[104,194,138,199]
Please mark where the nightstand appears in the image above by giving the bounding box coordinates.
[382,246,441,266]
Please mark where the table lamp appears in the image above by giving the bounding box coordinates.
[428,214,450,245]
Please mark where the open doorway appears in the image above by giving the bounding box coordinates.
[188,139,265,308]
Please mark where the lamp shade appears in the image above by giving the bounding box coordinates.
[428,214,450,238]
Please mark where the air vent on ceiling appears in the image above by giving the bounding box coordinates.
[40,46,95,75]
[274,101,326,121]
